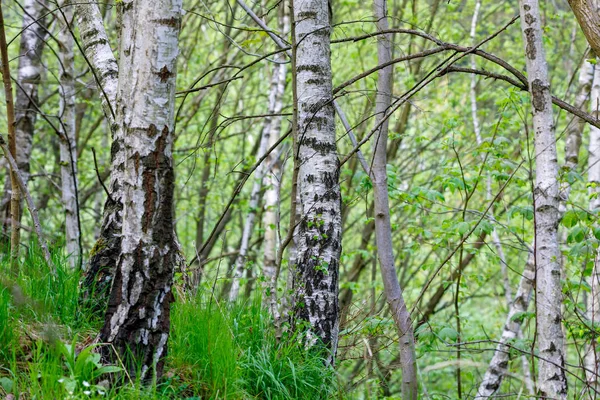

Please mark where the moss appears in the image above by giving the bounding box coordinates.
[89,237,107,258]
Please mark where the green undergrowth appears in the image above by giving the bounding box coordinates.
[0,246,341,399]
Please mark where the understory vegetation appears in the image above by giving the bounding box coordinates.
[0,248,338,399]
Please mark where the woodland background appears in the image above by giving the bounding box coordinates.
[0,0,599,398]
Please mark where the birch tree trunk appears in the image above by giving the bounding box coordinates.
[520,0,567,396]
[290,0,342,359]
[0,3,19,273]
[262,54,287,316]
[370,0,417,397]
[586,62,600,388]
[475,61,593,398]
[58,3,81,269]
[74,1,121,307]
[230,54,288,302]
[0,0,46,241]
[99,0,182,381]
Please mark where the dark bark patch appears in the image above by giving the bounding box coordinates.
[531,78,548,111]
[156,66,173,83]
[297,64,326,74]
[524,28,537,60]
[83,38,110,52]
[152,17,181,29]
[297,11,318,19]
[524,12,535,25]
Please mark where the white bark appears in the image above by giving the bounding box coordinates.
[520,0,567,396]
[0,0,46,249]
[99,0,182,381]
[290,0,342,358]
[229,56,287,302]
[75,0,121,303]
[73,1,117,121]
[586,62,600,387]
[262,10,289,317]
[476,251,535,397]
[58,2,81,269]
[477,5,593,399]
[262,59,287,316]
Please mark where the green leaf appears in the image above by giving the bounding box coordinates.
[438,327,458,342]
[562,210,579,228]
[456,222,470,236]
[0,377,13,393]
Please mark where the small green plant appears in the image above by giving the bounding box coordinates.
[56,339,121,397]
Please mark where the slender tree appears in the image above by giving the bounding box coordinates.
[586,61,600,388]
[58,1,81,269]
[289,0,342,359]
[519,0,567,396]
[370,0,417,397]
[0,2,20,273]
[0,0,47,248]
[75,0,120,306]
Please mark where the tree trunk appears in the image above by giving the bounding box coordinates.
[230,47,288,302]
[262,38,287,315]
[586,61,600,388]
[75,0,121,308]
[0,0,47,255]
[99,0,182,381]
[0,3,20,273]
[58,2,81,269]
[290,0,342,360]
[476,57,593,400]
[371,0,417,397]
[520,0,567,396]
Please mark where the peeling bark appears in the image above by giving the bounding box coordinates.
[290,0,341,360]
[99,0,182,381]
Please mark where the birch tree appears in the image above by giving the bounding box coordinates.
[74,1,120,305]
[58,2,81,269]
[290,0,342,358]
[0,0,46,212]
[475,60,593,397]
[98,0,183,380]
[586,62,600,388]
[520,0,567,396]
[230,46,288,302]
[262,53,287,316]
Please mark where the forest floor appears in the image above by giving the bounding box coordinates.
[0,246,348,399]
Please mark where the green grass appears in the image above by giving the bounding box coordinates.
[0,246,340,399]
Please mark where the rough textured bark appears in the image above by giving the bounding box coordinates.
[290,0,342,359]
[566,0,600,58]
[75,0,121,307]
[371,0,417,397]
[520,0,567,396]
[58,2,81,269]
[586,62,600,387]
[99,0,182,381]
